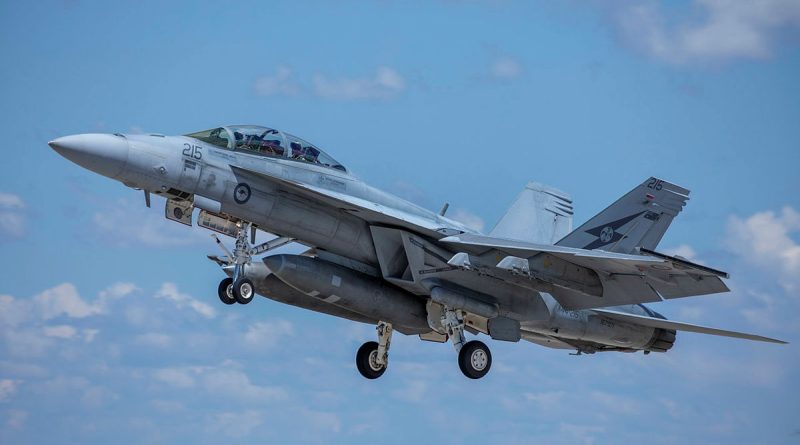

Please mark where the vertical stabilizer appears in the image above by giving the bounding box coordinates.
[490,182,573,244]
[556,177,689,253]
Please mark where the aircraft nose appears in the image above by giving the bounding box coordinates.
[48,133,129,179]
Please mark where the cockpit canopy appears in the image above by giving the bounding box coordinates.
[185,125,346,172]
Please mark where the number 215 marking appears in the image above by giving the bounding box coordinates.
[182,143,202,160]
[647,178,663,191]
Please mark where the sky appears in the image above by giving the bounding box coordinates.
[1,0,799,444]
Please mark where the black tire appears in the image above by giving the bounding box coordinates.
[458,340,492,379]
[217,278,235,305]
[356,341,386,379]
[232,278,255,305]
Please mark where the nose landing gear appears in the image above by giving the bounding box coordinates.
[211,222,294,306]
[217,277,235,305]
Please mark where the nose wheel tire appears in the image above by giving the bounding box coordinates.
[356,341,386,379]
[217,278,236,305]
[232,278,255,305]
[458,340,492,379]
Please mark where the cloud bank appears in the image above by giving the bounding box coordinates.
[612,0,800,65]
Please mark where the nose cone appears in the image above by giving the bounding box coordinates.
[49,134,129,179]
[263,255,286,276]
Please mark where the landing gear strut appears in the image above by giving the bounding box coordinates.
[230,222,255,304]
[356,321,393,379]
[441,307,492,379]
[212,222,294,306]
[214,222,256,305]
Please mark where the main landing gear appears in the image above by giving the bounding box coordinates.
[213,221,293,306]
[355,308,493,380]
[356,321,393,379]
[441,307,492,379]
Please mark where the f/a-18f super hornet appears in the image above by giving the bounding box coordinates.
[49,125,786,379]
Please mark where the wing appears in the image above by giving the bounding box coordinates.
[440,233,729,310]
[230,165,468,239]
[593,309,787,344]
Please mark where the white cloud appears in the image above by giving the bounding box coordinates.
[0,294,32,328]
[0,192,26,239]
[34,283,101,320]
[0,379,20,402]
[2,329,55,358]
[490,55,524,80]
[244,320,294,347]
[589,391,640,415]
[254,65,301,97]
[151,399,185,414]
[559,422,605,445]
[82,329,99,343]
[81,385,118,408]
[0,212,25,238]
[524,390,566,408]
[153,364,287,402]
[210,411,264,438]
[43,325,78,339]
[301,409,341,433]
[5,409,28,429]
[313,66,406,101]
[253,65,407,101]
[677,305,705,321]
[154,367,196,389]
[449,208,486,232]
[135,333,173,348]
[99,282,138,301]
[726,206,800,293]
[154,282,216,319]
[201,368,287,402]
[0,192,24,208]
[614,0,800,65]
[392,379,428,403]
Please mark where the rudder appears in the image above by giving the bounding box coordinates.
[490,181,573,244]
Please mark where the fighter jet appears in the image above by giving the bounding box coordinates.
[49,125,786,379]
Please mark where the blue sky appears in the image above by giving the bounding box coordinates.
[1,1,799,444]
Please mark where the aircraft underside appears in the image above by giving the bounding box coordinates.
[207,217,676,380]
[47,127,786,380]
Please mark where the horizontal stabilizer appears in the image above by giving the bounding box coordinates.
[593,309,787,344]
[441,233,732,309]
[640,247,728,278]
